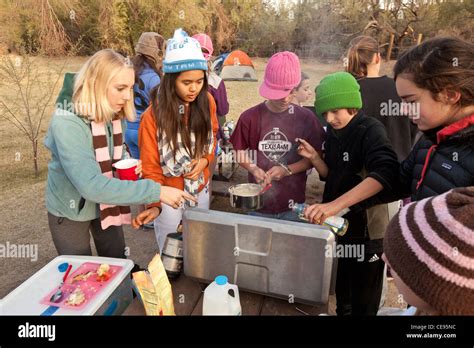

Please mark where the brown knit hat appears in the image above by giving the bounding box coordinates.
[384,187,474,315]
[384,186,474,315]
[135,32,165,66]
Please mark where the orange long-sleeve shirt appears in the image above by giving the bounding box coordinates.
[139,93,219,208]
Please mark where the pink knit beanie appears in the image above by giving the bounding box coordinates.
[192,33,213,60]
[259,51,301,100]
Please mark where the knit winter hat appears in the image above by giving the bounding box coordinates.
[192,33,213,60]
[259,51,301,100]
[163,29,207,74]
[135,32,165,66]
[314,72,362,115]
[384,187,474,315]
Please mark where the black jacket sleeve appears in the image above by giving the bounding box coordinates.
[397,137,420,196]
[353,137,419,212]
[349,122,403,212]
[362,122,399,190]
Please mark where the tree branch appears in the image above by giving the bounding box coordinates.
[0,101,31,138]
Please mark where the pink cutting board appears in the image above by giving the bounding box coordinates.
[40,262,122,310]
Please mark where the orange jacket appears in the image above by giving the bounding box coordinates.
[139,93,219,208]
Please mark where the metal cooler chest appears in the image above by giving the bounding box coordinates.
[182,209,337,305]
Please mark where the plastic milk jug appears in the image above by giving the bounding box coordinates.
[203,275,241,315]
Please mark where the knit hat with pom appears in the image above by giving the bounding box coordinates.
[163,28,207,73]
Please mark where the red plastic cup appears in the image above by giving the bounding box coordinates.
[113,159,139,181]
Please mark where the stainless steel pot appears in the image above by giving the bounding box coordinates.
[228,183,265,210]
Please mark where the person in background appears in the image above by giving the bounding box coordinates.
[346,35,417,161]
[139,29,219,251]
[383,187,474,315]
[290,72,312,106]
[126,32,166,229]
[126,32,165,159]
[192,33,229,127]
[297,72,399,315]
[192,33,230,181]
[44,49,194,258]
[230,51,325,221]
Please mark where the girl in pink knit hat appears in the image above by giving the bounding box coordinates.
[230,51,326,220]
[192,33,229,125]
[192,33,230,184]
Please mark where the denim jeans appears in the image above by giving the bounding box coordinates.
[247,210,303,223]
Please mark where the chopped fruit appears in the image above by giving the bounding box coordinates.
[97,264,110,277]
[96,263,111,282]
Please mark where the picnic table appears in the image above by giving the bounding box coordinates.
[123,273,329,316]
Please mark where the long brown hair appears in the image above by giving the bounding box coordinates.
[151,72,211,160]
[394,37,474,107]
[346,36,380,79]
[132,54,163,80]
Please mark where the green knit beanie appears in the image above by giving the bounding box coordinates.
[314,72,362,116]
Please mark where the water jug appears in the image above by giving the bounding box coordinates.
[202,275,241,315]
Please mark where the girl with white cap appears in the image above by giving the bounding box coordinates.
[137,29,219,251]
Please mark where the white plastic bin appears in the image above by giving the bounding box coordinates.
[0,255,134,315]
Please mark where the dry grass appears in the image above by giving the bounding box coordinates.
[0,55,88,192]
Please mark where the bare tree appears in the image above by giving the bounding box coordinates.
[0,55,68,177]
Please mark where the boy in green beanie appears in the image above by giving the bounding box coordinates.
[296,72,399,315]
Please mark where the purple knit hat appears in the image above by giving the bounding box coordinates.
[259,51,301,100]
[384,187,474,315]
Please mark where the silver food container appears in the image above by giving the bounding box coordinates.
[182,208,337,305]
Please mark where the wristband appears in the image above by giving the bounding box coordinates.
[279,163,292,175]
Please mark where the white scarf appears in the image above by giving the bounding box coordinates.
[158,128,213,206]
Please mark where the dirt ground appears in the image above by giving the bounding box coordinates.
[0,56,405,313]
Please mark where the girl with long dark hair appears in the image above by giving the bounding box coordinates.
[137,29,219,250]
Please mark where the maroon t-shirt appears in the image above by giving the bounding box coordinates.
[230,102,326,214]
